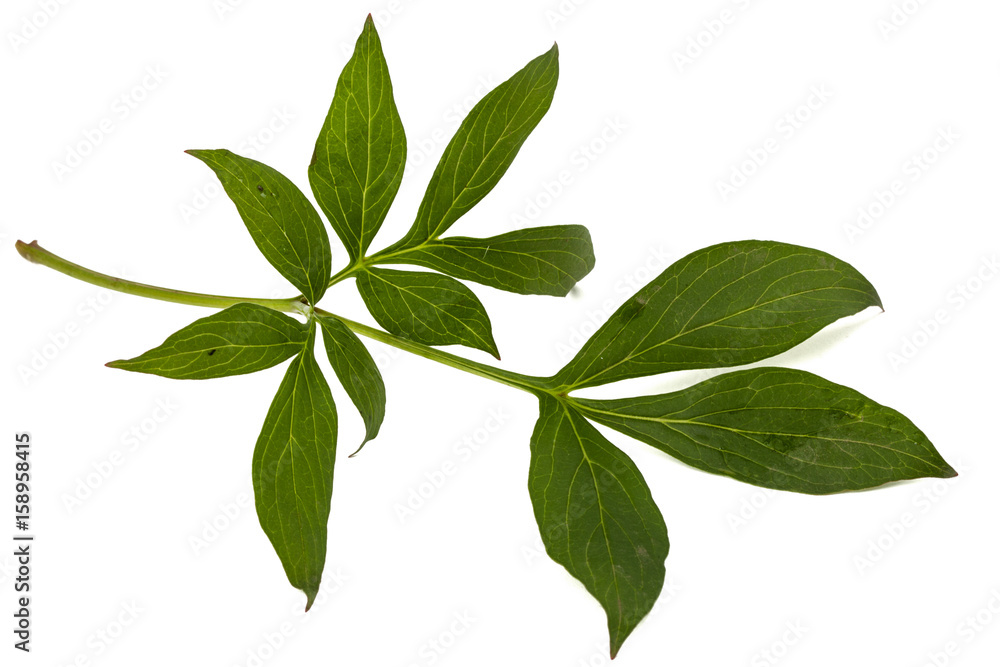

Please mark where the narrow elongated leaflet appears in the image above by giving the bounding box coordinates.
[309,15,406,261]
[554,241,882,389]
[528,395,669,658]
[317,314,386,454]
[357,267,499,358]
[252,340,338,610]
[187,149,332,304]
[387,44,559,250]
[574,367,956,494]
[377,225,595,296]
[106,303,307,379]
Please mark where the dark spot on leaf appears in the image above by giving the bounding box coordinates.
[257,185,264,192]
[208,349,216,356]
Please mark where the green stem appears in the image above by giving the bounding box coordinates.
[17,241,308,315]
[317,309,547,395]
[325,241,433,288]
[327,260,364,288]
[16,240,553,397]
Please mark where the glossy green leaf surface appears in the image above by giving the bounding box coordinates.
[317,314,386,453]
[554,241,882,390]
[574,367,956,494]
[252,341,338,610]
[528,395,669,658]
[379,225,595,296]
[390,44,558,250]
[106,303,307,379]
[187,149,332,304]
[308,15,405,261]
[356,267,499,358]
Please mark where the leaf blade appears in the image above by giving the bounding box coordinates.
[379,225,595,296]
[106,303,307,379]
[317,314,386,453]
[392,44,558,248]
[554,241,882,389]
[574,367,956,494]
[187,149,332,304]
[252,343,338,609]
[528,395,669,658]
[308,15,406,261]
[356,267,499,358]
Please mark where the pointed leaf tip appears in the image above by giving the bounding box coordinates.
[347,440,368,458]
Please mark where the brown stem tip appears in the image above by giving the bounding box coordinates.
[15,240,41,263]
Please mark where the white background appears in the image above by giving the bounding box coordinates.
[2,0,999,665]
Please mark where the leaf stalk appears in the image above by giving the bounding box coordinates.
[16,240,551,396]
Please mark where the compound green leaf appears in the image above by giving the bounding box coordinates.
[528,395,669,659]
[309,15,406,261]
[389,44,558,250]
[106,303,307,379]
[317,314,386,454]
[356,267,499,358]
[554,241,882,390]
[574,367,956,494]
[187,149,332,305]
[252,340,338,610]
[379,225,595,296]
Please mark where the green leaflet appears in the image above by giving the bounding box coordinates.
[309,15,406,261]
[573,367,957,494]
[356,267,500,359]
[252,339,338,610]
[528,395,669,659]
[387,44,558,251]
[377,225,595,296]
[317,314,386,454]
[187,149,332,305]
[106,303,307,379]
[553,241,882,390]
